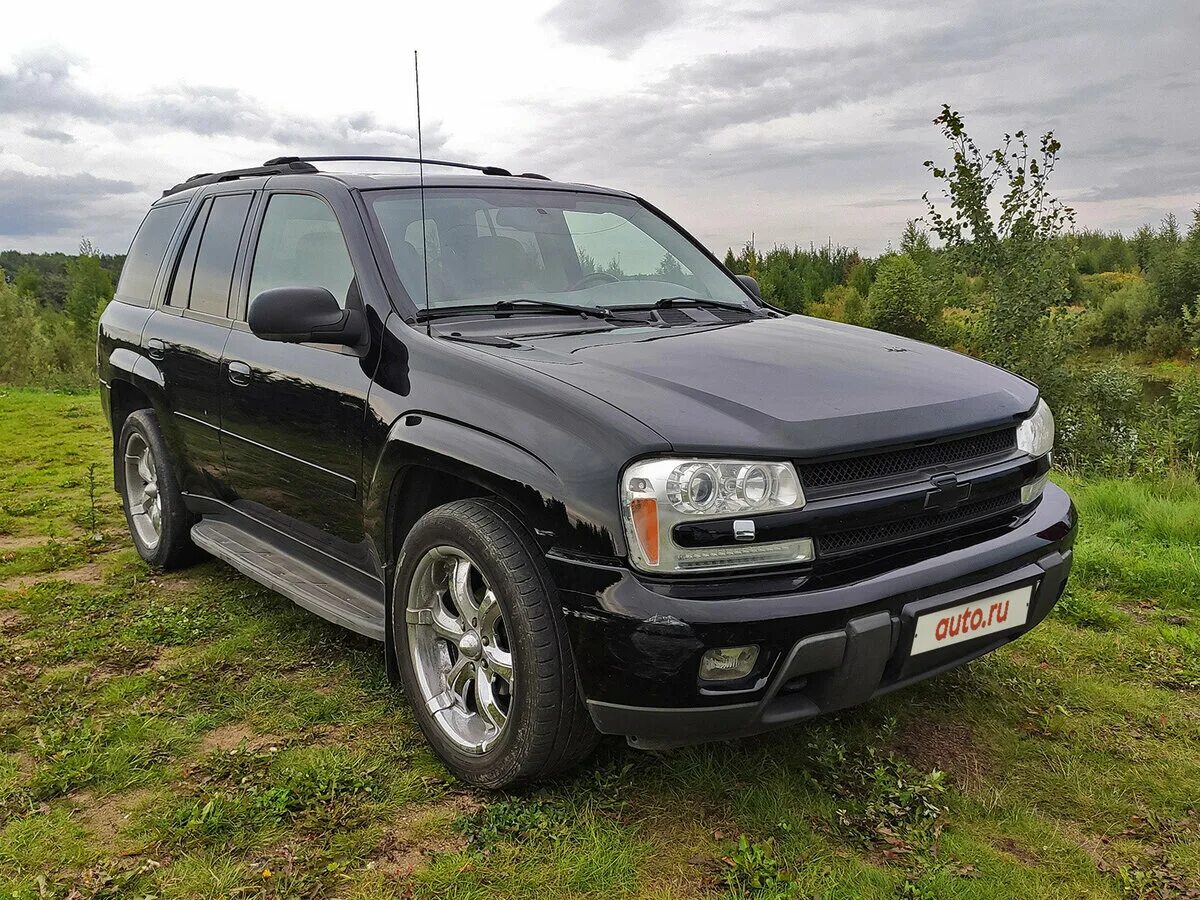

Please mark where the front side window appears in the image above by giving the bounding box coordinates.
[249,194,355,309]
[115,203,187,306]
[369,188,749,310]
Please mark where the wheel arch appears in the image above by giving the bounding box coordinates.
[105,350,168,490]
[366,413,570,579]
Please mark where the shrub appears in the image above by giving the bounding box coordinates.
[1056,363,1144,473]
[1183,299,1200,352]
[1145,319,1186,357]
[0,279,95,389]
[867,254,940,340]
[1095,279,1155,349]
[1174,371,1200,455]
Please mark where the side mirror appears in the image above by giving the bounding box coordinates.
[248,287,364,346]
[736,274,761,299]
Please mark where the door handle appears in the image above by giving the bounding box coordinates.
[227,361,252,386]
[146,338,166,361]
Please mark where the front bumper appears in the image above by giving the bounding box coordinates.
[552,482,1075,748]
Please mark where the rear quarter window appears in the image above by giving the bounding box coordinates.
[115,203,188,307]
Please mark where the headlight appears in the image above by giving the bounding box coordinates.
[620,458,811,573]
[1016,399,1054,458]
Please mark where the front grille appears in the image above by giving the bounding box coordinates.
[816,490,1021,556]
[799,428,1016,493]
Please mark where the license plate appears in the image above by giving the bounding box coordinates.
[910,585,1033,656]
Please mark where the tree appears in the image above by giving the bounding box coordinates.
[920,106,1075,401]
[66,239,114,335]
[867,254,938,340]
[14,265,42,299]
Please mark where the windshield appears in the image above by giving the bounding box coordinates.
[368,187,752,310]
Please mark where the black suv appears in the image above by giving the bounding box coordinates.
[98,156,1075,787]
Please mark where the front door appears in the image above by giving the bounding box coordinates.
[219,191,373,553]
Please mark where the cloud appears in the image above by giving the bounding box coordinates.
[0,48,449,155]
[0,170,137,236]
[1081,158,1200,202]
[23,125,74,143]
[542,0,684,57]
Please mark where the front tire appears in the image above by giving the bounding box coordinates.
[116,409,197,570]
[394,499,598,787]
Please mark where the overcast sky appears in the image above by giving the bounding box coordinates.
[2,0,1197,257]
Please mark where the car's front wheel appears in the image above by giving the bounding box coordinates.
[394,499,598,787]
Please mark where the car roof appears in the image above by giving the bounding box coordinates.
[153,166,635,208]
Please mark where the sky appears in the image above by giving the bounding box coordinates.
[1,0,1197,257]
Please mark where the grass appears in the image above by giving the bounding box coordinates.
[0,387,1198,899]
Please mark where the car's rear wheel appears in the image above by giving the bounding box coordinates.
[394,499,599,787]
[117,409,197,569]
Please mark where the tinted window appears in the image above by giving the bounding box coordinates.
[188,194,252,317]
[167,199,210,308]
[249,194,354,309]
[115,203,187,306]
[369,188,746,310]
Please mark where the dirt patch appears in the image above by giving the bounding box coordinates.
[0,606,25,629]
[993,836,1043,867]
[0,535,46,552]
[68,788,153,845]
[0,561,105,592]
[890,719,992,790]
[371,800,474,876]
[200,723,286,754]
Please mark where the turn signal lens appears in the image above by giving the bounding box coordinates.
[629,498,660,566]
[1021,472,1050,504]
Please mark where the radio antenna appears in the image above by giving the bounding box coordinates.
[414,50,432,334]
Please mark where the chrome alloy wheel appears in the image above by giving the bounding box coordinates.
[405,546,515,754]
[124,432,161,550]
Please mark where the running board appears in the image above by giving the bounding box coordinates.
[191,518,385,640]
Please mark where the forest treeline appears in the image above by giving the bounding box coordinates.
[2,107,1198,477]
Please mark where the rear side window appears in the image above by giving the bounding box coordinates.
[115,203,187,306]
[188,194,252,317]
[249,194,354,309]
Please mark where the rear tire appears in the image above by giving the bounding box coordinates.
[116,409,198,570]
[394,498,599,787]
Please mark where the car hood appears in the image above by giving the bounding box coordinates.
[467,315,1038,457]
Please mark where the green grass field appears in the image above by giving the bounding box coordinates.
[1,388,1198,899]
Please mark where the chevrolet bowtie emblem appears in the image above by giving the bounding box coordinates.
[924,473,971,511]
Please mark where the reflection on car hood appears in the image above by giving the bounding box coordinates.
[468,315,1039,456]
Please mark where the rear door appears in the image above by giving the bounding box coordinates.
[219,190,373,552]
[146,191,253,495]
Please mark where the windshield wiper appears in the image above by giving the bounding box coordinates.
[650,296,756,314]
[417,299,642,324]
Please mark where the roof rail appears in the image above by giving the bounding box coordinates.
[266,156,551,180]
[161,156,552,197]
[161,159,318,197]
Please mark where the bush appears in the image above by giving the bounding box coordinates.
[1145,319,1186,357]
[867,254,940,340]
[1096,279,1155,348]
[0,279,95,389]
[811,284,867,326]
[1056,363,1144,473]
[1174,371,1200,455]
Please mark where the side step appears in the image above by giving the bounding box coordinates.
[191,518,385,640]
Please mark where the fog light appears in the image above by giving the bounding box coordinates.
[1021,473,1049,504]
[699,645,759,681]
